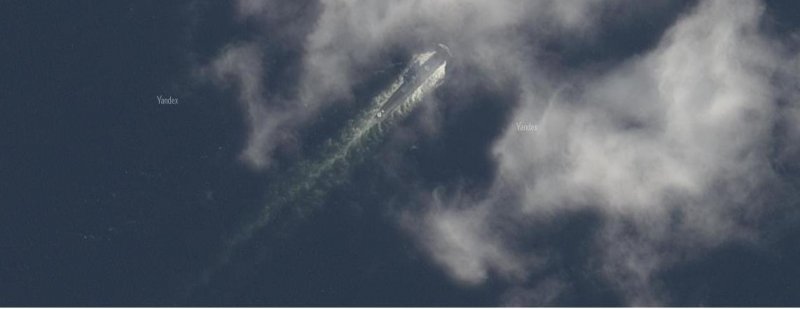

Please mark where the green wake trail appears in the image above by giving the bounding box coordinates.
[185,49,448,300]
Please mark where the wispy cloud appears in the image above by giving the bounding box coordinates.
[204,0,617,169]
[407,0,800,305]
[203,0,800,305]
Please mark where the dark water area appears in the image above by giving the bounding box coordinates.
[3,0,800,306]
[0,1,495,305]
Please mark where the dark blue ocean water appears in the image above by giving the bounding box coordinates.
[2,0,800,306]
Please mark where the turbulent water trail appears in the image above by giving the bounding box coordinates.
[229,49,447,253]
[187,47,448,298]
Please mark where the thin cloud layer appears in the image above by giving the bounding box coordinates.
[206,0,615,168]
[206,42,281,169]
[412,0,799,305]
[204,0,800,305]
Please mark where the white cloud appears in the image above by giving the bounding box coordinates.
[204,0,800,305]
[206,42,277,169]
[401,189,541,285]
[207,0,619,169]
[414,0,797,305]
[501,0,779,215]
